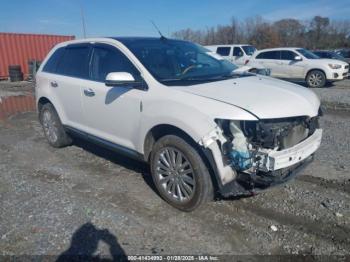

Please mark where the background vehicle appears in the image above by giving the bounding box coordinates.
[36,37,322,211]
[334,49,350,64]
[312,50,349,63]
[233,65,271,76]
[248,47,349,88]
[205,44,256,66]
[205,49,270,76]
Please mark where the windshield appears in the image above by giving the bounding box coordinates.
[242,45,256,56]
[331,52,346,60]
[297,48,320,59]
[120,38,239,85]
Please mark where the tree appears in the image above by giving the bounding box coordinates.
[309,16,330,49]
[171,15,350,49]
[273,19,305,46]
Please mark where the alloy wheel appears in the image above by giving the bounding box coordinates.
[42,110,58,143]
[308,72,323,87]
[155,147,196,202]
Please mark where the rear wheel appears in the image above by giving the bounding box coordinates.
[150,135,213,211]
[306,70,326,88]
[39,103,72,148]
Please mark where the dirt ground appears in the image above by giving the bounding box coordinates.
[0,107,349,259]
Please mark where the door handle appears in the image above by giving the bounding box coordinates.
[50,81,58,88]
[84,88,95,97]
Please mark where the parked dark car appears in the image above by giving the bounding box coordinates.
[313,50,348,63]
[334,49,350,64]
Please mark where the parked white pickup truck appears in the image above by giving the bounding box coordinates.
[248,47,349,88]
[205,44,256,66]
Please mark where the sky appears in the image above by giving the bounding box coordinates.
[1,0,350,38]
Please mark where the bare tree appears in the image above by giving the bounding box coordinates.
[171,15,350,49]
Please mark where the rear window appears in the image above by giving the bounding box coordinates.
[56,45,91,78]
[216,47,231,56]
[256,51,280,59]
[42,47,65,73]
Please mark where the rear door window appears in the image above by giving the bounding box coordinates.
[90,44,140,82]
[42,47,65,73]
[256,51,280,59]
[56,44,91,79]
[216,47,231,56]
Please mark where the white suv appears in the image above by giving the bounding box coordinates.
[205,44,257,66]
[248,47,349,88]
[36,37,323,211]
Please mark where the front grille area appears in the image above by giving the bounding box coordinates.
[241,116,319,150]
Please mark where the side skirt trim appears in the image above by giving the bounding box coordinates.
[64,125,144,161]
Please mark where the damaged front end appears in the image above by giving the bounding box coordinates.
[201,113,323,197]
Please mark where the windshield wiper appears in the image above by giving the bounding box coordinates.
[159,77,217,82]
[159,73,249,83]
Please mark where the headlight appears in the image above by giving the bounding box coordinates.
[328,64,341,69]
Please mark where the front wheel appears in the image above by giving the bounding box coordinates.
[150,135,213,211]
[306,70,326,88]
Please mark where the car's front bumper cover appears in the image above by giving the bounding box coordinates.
[219,154,314,197]
[218,129,322,198]
[257,129,322,172]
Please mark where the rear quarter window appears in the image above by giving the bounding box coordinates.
[42,47,65,73]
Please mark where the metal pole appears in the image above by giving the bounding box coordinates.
[80,1,86,38]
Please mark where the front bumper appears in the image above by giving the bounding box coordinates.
[258,129,322,171]
[220,155,314,197]
[327,68,349,80]
[219,129,322,197]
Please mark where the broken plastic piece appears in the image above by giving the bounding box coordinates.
[228,121,252,170]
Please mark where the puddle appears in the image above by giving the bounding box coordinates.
[0,95,35,120]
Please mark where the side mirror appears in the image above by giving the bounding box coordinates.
[105,72,146,90]
[105,72,136,86]
[237,52,243,57]
[294,56,302,61]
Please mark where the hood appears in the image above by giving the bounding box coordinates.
[314,58,348,66]
[173,75,320,119]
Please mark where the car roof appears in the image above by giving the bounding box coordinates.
[256,47,302,52]
[313,50,333,53]
[55,36,189,47]
[205,44,252,47]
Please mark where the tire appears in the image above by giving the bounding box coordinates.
[150,135,213,211]
[10,73,23,82]
[306,70,326,88]
[39,103,72,148]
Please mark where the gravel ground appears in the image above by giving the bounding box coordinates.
[312,80,350,111]
[0,109,349,258]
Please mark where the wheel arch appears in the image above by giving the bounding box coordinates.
[37,96,53,112]
[305,68,327,81]
[143,124,220,193]
[143,124,199,162]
